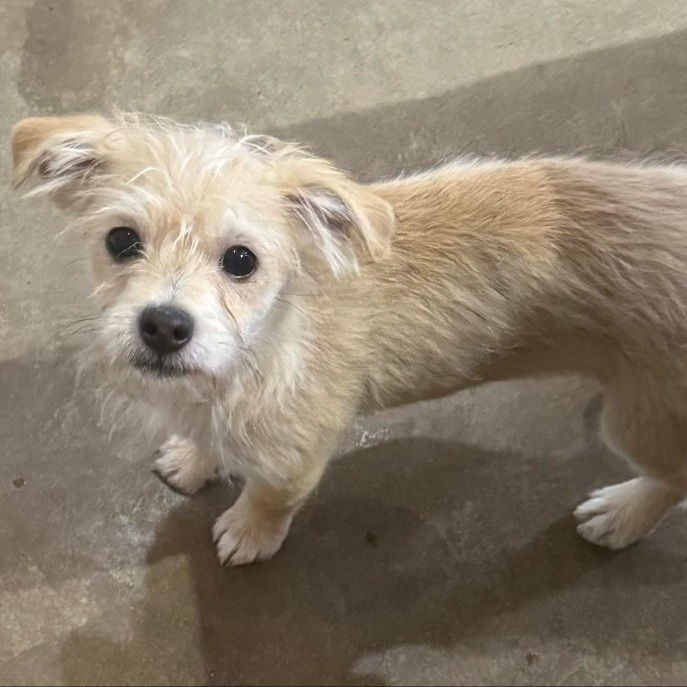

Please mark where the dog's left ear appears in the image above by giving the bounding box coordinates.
[11,114,113,209]
[278,151,395,275]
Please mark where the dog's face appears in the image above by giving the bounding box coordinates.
[11,114,394,380]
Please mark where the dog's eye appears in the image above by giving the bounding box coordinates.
[106,227,143,261]
[222,245,257,279]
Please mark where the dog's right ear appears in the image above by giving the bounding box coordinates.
[11,114,113,208]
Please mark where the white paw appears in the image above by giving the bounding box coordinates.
[574,478,677,550]
[152,436,217,496]
[212,501,292,567]
[574,492,637,550]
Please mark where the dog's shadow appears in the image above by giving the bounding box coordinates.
[59,414,685,686]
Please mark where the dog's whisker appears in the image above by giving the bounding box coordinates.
[54,321,101,336]
[275,296,307,316]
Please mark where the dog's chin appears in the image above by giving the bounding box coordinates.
[130,352,194,379]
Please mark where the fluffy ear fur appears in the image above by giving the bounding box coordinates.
[11,114,112,208]
[277,150,396,275]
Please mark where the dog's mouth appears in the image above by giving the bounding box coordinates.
[129,351,192,378]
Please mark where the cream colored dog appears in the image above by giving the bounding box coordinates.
[11,113,687,566]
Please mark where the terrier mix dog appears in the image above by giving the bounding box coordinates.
[11,113,687,566]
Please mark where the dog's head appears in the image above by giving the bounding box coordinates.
[11,113,394,380]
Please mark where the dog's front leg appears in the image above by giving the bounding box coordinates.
[152,435,219,496]
[212,460,326,567]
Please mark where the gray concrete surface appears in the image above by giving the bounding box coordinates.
[2,1,687,684]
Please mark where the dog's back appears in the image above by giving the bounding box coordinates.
[359,158,687,407]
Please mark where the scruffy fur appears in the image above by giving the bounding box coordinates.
[11,113,687,565]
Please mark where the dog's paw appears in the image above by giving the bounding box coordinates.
[152,436,217,497]
[574,478,676,550]
[212,501,292,567]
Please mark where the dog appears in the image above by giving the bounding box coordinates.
[11,113,687,566]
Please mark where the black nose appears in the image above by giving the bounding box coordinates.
[138,305,194,354]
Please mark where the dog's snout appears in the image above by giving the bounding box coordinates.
[138,305,194,354]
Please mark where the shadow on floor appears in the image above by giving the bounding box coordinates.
[274,27,687,179]
[59,422,685,685]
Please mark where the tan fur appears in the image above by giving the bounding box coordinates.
[11,113,687,564]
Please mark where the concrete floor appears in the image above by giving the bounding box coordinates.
[2,1,687,684]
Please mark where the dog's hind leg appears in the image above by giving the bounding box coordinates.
[574,373,687,549]
[575,477,683,549]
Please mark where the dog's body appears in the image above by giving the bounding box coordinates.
[11,114,687,564]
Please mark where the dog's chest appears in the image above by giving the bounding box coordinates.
[162,391,268,478]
